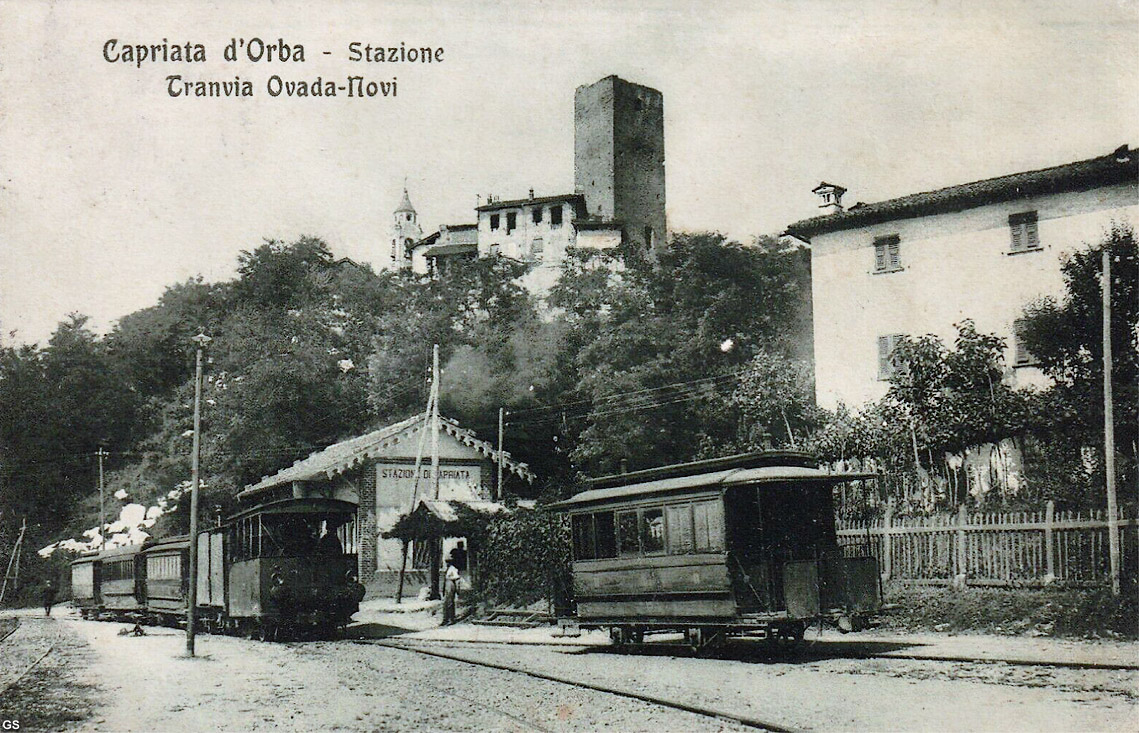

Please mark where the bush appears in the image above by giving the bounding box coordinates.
[882,584,1138,638]
[479,507,571,610]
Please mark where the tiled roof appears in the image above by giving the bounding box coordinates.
[421,242,477,257]
[238,413,535,500]
[786,146,1137,240]
[476,193,585,213]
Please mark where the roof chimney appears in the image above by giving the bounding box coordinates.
[528,188,535,200]
[812,181,847,214]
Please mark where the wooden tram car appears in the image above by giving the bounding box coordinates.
[70,497,365,639]
[553,452,881,648]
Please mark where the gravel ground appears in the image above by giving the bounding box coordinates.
[6,611,1137,732]
[398,639,1139,731]
[57,618,746,732]
[0,616,100,732]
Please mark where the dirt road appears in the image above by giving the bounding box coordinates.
[4,614,1137,731]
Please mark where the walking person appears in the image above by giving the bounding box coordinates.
[42,579,57,617]
[442,555,460,626]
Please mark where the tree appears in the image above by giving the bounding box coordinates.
[543,232,813,476]
[1019,223,1138,505]
[730,349,817,449]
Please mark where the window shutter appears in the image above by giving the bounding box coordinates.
[1025,220,1039,249]
[878,336,891,379]
[1010,225,1023,251]
[888,241,900,269]
[874,243,886,271]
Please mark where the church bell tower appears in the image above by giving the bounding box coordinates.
[391,188,422,269]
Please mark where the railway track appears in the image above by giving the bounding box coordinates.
[367,634,1139,673]
[0,617,19,644]
[360,638,803,733]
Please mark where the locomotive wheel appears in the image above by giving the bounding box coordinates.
[609,627,630,646]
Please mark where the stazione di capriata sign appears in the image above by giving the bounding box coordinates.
[374,462,482,509]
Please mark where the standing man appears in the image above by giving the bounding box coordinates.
[42,579,57,617]
[442,555,460,626]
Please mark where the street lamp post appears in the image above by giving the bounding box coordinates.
[186,333,211,656]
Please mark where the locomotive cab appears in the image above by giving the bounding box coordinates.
[222,498,363,631]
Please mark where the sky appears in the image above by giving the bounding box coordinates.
[1,0,1136,346]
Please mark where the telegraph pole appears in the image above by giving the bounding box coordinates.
[1102,248,1120,596]
[497,407,505,501]
[96,446,107,550]
[187,333,211,655]
[430,344,440,500]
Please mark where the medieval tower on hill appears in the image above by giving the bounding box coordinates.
[397,75,667,277]
[574,75,667,254]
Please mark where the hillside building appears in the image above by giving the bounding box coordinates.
[786,145,1138,410]
[397,75,666,292]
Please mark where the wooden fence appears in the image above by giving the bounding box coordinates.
[836,502,1138,587]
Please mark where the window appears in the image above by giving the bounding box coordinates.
[532,207,543,224]
[1009,211,1040,252]
[531,237,544,258]
[490,214,500,230]
[506,212,517,233]
[641,508,665,553]
[693,501,725,552]
[617,511,640,556]
[666,504,694,554]
[873,235,901,272]
[550,205,563,227]
[643,226,655,249]
[489,243,501,256]
[594,512,616,559]
[878,334,904,380]
[571,512,617,560]
[1012,319,1037,367]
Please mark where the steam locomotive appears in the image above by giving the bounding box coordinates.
[70,497,365,640]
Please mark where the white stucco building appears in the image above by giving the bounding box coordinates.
[786,145,1138,410]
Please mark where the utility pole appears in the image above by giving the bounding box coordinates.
[96,447,107,550]
[430,344,440,500]
[497,407,505,502]
[187,333,211,656]
[1102,248,1120,596]
[429,345,442,600]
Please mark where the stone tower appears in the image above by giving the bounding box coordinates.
[574,76,666,254]
[391,188,422,269]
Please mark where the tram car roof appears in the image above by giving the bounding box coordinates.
[69,550,101,565]
[94,542,150,560]
[142,535,190,553]
[552,451,876,510]
[227,496,359,522]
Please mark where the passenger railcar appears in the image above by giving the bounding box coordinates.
[69,496,365,639]
[553,452,881,649]
[98,544,147,619]
[142,535,190,624]
[70,551,100,619]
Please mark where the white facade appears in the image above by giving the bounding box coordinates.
[477,194,600,294]
[799,162,1137,410]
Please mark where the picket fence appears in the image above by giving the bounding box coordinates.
[836,502,1138,587]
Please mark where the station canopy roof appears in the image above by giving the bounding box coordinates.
[238,412,534,501]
